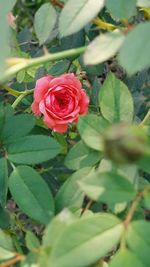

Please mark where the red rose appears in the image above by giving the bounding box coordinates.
[31,73,89,133]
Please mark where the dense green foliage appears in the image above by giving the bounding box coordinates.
[0,0,150,266]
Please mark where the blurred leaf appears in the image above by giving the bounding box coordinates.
[0,229,15,261]
[55,167,93,213]
[34,3,57,45]
[106,0,137,20]
[25,231,40,251]
[0,206,10,229]
[59,0,105,37]
[99,72,134,123]
[109,249,143,267]
[78,171,136,204]
[7,135,61,164]
[48,213,123,267]
[137,0,150,7]
[9,166,55,224]
[2,114,35,144]
[77,115,109,151]
[127,220,150,267]
[84,31,125,65]
[119,22,150,75]
[0,158,8,207]
[65,140,101,170]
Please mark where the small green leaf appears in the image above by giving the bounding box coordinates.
[34,3,57,45]
[65,140,101,170]
[77,115,109,151]
[106,0,137,20]
[0,158,8,207]
[48,213,123,267]
[59,0,105,37]
[25,231,40,251]
[109,249,143,267]
[9,166,55,224]
[55,167,93,213]
[7,135,60,165]
[0,229,15,261]
[99,72,134,123]
[127,220,150,267]
[84,31,125,65]
[119,22,150,75]
[78,171,136,204]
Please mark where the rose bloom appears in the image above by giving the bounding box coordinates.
[31,73,89,133]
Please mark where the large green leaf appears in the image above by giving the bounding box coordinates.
[119,22,150,75]
[9,166,54,224]
[106,0,137,20]
[0,104,5,138]
[0,206,10,229]
[59,0,105,37]
[99,72,134,123]
[48,213,123,267]
[78,171,136,204]
[84,31,125,65]
[77,115,109,151]
[7,135,60,164]
[0,158,8,207]
[109,249,143,267]
[127,220,150,267]
[1,114,35,144]
[34,3,57,45]
[55,167,93,213]
[65,140,101,170]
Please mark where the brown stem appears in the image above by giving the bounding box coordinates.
[124,193,142,228]
[50,0,64,8]
[0,254,25,267]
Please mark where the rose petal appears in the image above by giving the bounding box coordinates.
[31,101,41,116]
[79,90,90,114]
[49,73,82,92]
[53,123,68,133]
[34,75,54,103]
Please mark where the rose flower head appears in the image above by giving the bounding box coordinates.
[31,73,89,133]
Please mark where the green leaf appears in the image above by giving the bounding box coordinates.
[106,0,137,20]
[127,220,150,267]
[143,192,150,209]
[55,167,93,213]
[0,229,15,261]
[0,206,10,229]
[25,231,40,251]
[137,155,150,174]
[137,0,150,7]
[84,31,125,65]
[7,135,61,165]
[0,158,8,207]
[9,166,55,224]
[99,72,134,123]
[43,210,75,248]
[118,22,150,75]
[0,104,5,137]
[65,140,101,170]
[77,115,109,151]
[109,249,143,267]
[59,0,105,37]
[0,0,16,13]
[2,114,35,144]
[34,3,57,45]
[48,213,123,267]
[78,171,136,204]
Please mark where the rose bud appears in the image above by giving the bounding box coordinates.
[103,123,148,164]
[31,73,89,133]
